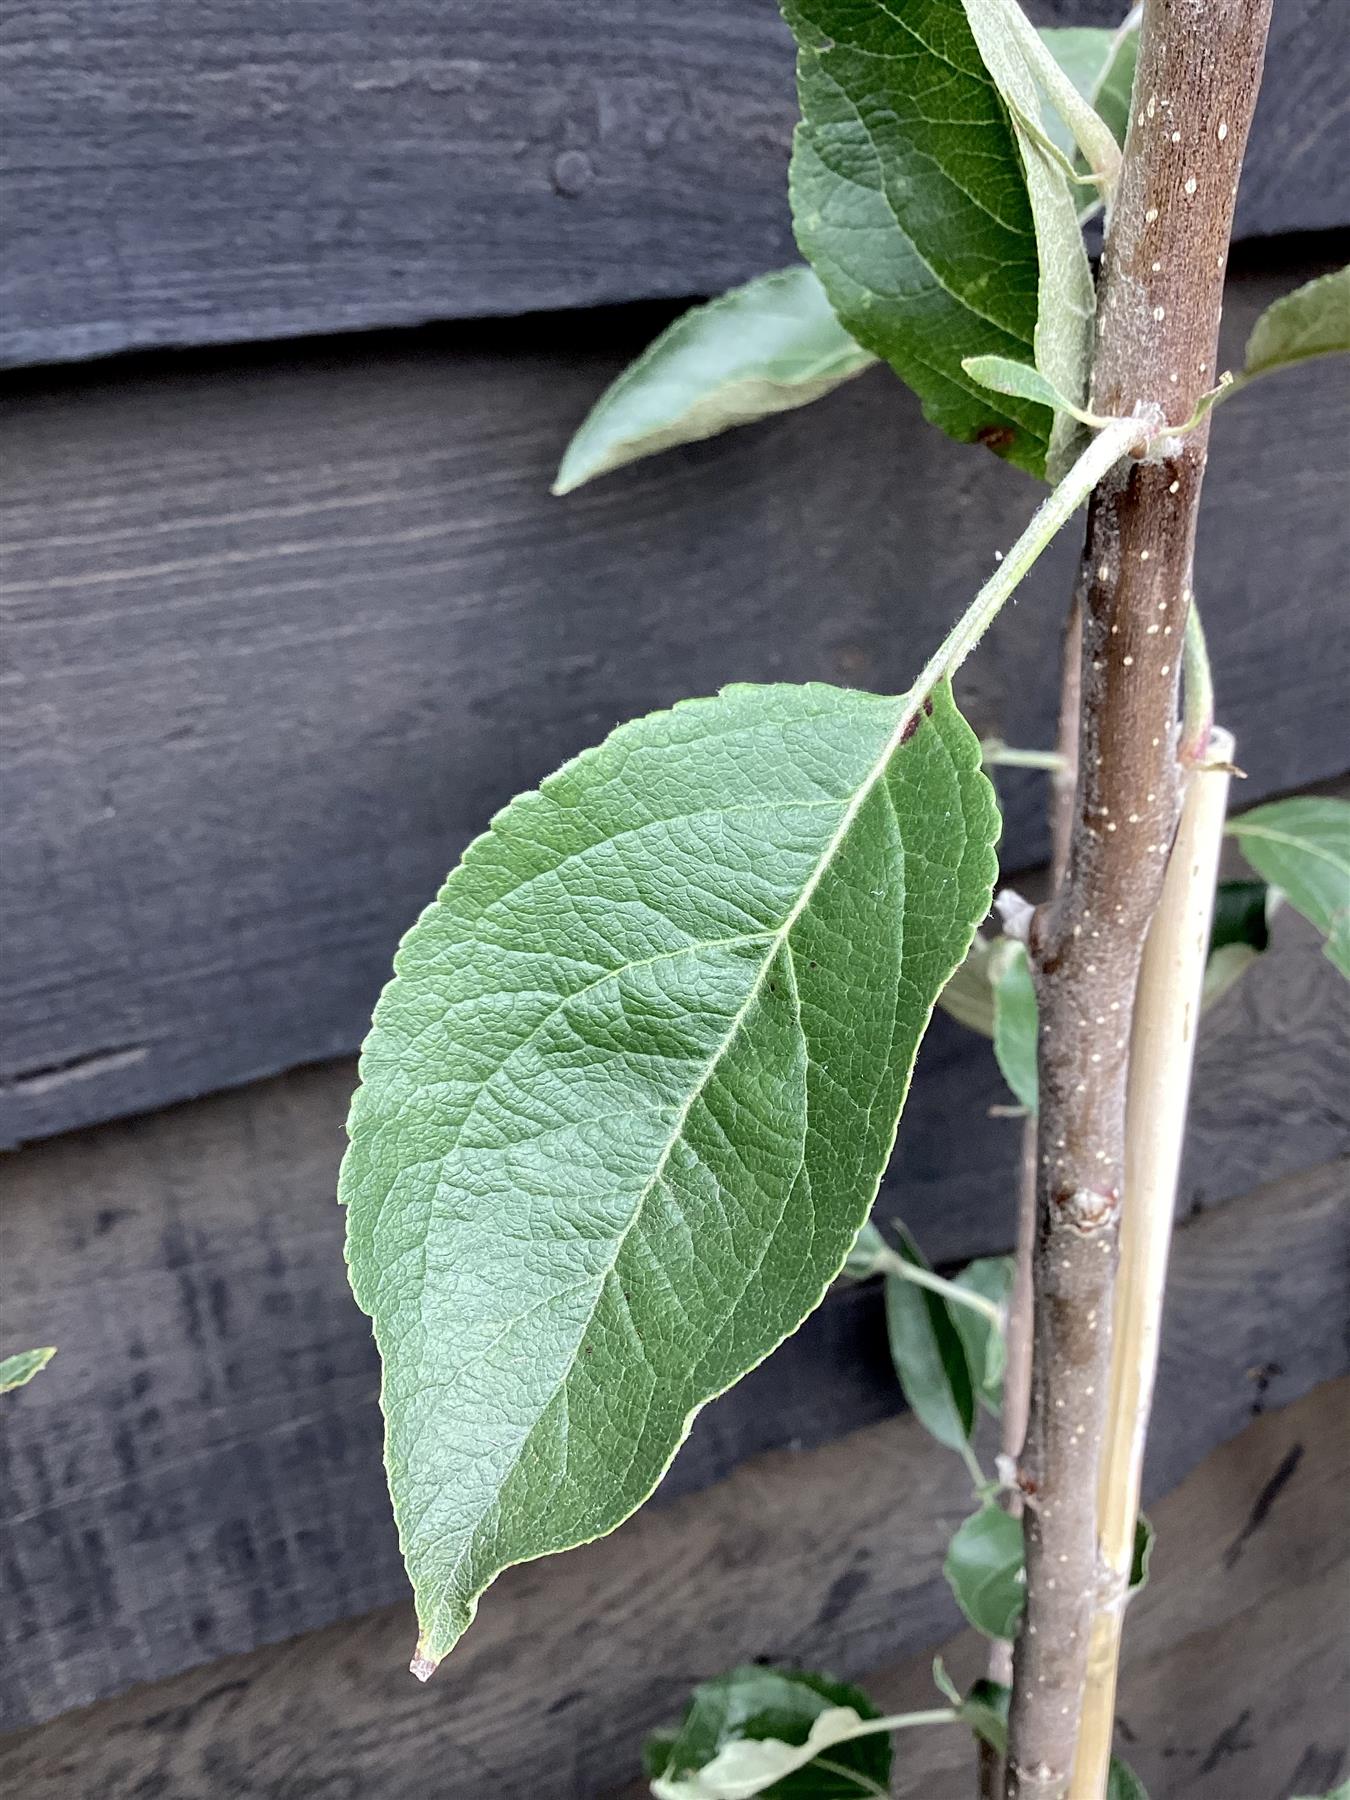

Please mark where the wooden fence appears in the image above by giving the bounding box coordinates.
[1,2,1347,1793]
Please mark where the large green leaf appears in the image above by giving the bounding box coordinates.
[1243,265,1350,381]
[783,0,1091,478]
[644,1666,892,1799]
[1228,796,1350,978]
[343,679,999,1670]
[0,1346,56,1394]
[553,268,876,495]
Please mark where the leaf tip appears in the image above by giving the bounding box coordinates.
[410,1646,440,1683]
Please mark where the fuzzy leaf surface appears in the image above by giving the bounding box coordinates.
[784,0,1075,476]
[645,1666,891,1799]
[343,680,999,1669]
[1243,265,1350,380]
[1038,24,1139,161]
[553,268,876,495]
[1229,796,1350,977]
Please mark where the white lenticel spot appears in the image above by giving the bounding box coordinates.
[1184,175,1198,194]
[1153,305,1166,321]
[1218,120,1229,141]
[1171,130,1181,144]
[1146,206,1159,222]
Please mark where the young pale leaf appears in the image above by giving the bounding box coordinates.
[962,355,1090,424]
[938,936,997,1038]
[953,0,1097,481]
[885,1225,979,1453]
[785,0,1060,477]
[951,1256,1014,1413]
[1038,23,1140,162]
[0,1346,56,1393]
[842,1219,889,1282]
[553,268,876,495]
[342,679,999,1672]
[1242,265,1350,382]
[1292,1786,1350,1800]
[990,939,1038,1112]
[645,1666,891,1800]
[1228,797,1350,978]
[944,1503,1026,1639]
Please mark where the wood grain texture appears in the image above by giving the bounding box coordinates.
[1,1117,1344,1735]
[3,260,1347,1146]
[662,1376,1348,1800]
[0,1,1344,368]
[1,1238,1343,1793]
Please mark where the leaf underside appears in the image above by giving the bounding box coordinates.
[553,266,876,495]
[1229,796,1350,978]
[342,679,999,1668]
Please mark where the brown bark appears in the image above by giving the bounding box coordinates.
[1004,4,1273,1796]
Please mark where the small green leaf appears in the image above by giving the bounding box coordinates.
[962,355,1090,423]
[645,1666,892,1800]
[938,936,997,1039]
[1038,24,1139,162]
[1130,1513,1155,1593]
[939,1665,1010,1754]
[952,0,1098,482]
[553,267,876,494]
[945,1504,1151,1642]
[1108,1754,1152,1800]
[1228,796,1350,977]
[0,1347,56,1393]
[944,1504,1026,1639]
[886,1226,978,1453]
[1292,1784,1350,1800]
[783,0,1078,477]
[1243,265,1350,381]
[951,1256,1014,1414]
[841,1219,889,1282]
[343,679,999,1670]
[990,939,1038,1113]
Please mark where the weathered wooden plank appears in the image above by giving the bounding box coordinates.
[1,1198,1343,1789]
[632,1376,1349,1800]
[0,1,1344,368]
[3,262,1347,1146]
[0,1070,1343,1736]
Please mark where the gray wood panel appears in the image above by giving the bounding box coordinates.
[0,1243,1343,1792]
[3,261,1348,1147]
[0,894,1344,1734]
[1,1,1345,368]
[701,1378,1350,1800]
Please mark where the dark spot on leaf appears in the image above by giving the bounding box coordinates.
[976,424,1017,452]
